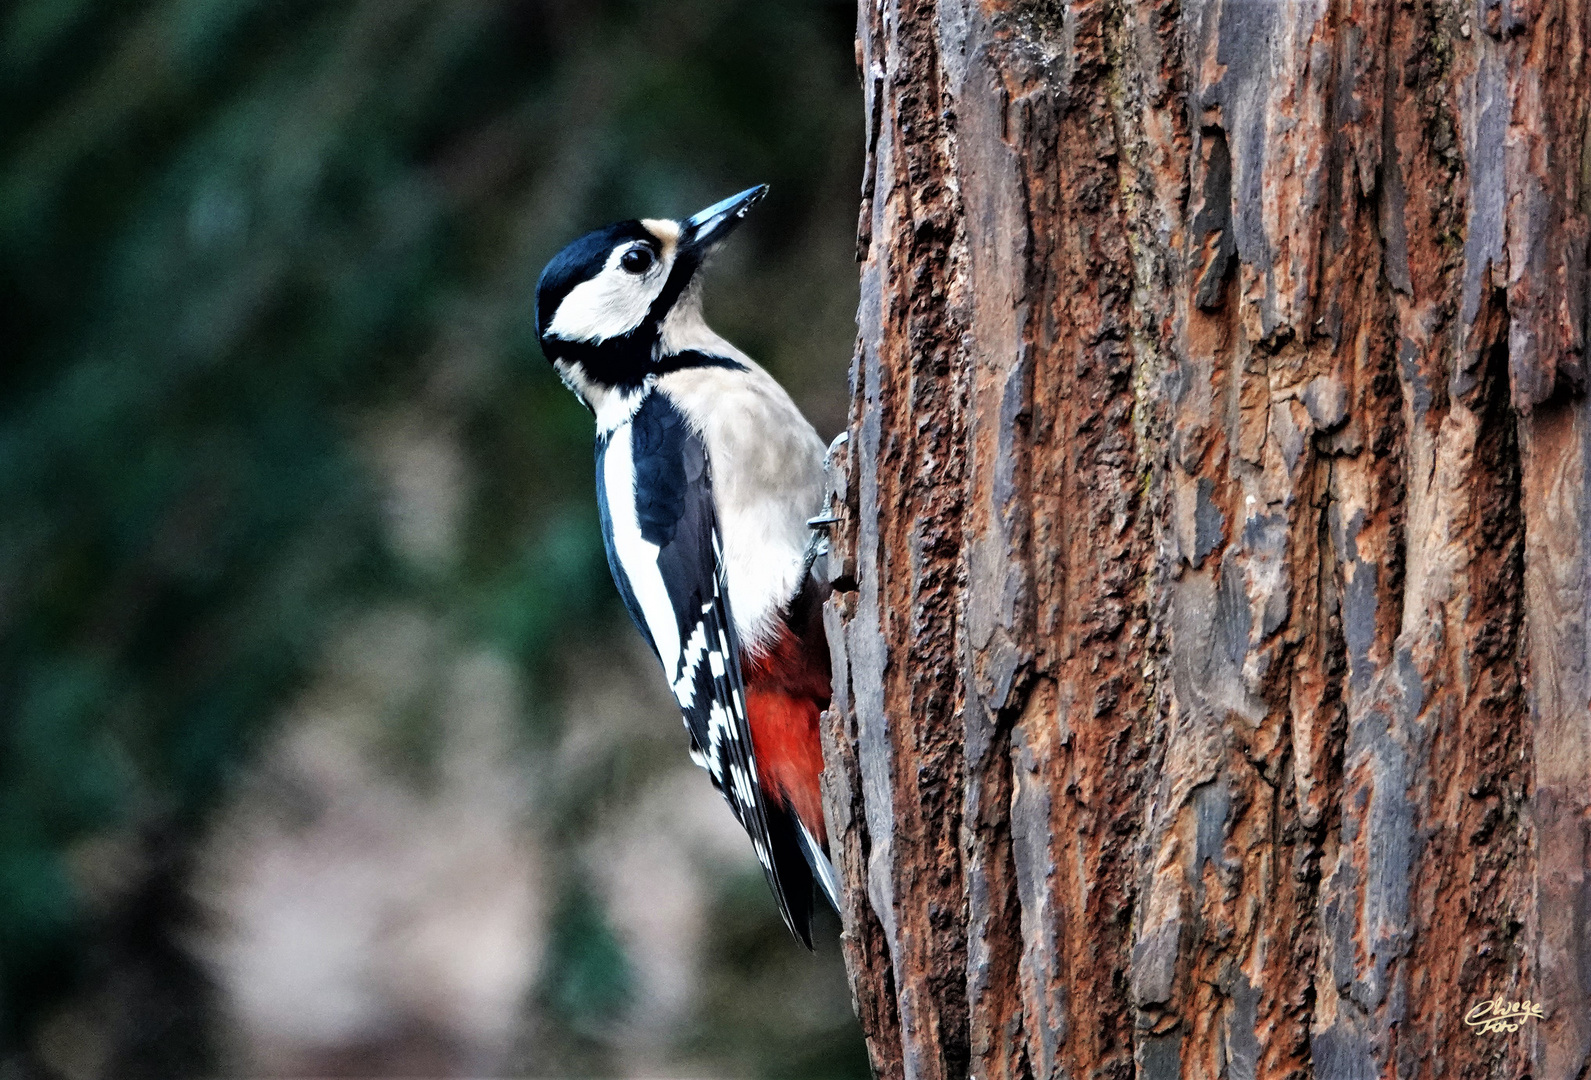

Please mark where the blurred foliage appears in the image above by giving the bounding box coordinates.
[537,874,634,1073]
[0,0,862,1075]
[686,874,872,1080]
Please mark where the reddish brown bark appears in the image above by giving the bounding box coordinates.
[821,1,1591,1078]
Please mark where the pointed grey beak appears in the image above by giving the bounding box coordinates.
[678,185,768,254]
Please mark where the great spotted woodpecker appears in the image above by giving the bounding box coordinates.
[535,186,839,946]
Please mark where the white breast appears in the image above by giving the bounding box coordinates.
[659,352,826,652]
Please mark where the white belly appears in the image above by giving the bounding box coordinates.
[658,362,826,651]
[716,482,819,649]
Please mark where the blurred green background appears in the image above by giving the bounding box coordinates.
[0,1,863,1076]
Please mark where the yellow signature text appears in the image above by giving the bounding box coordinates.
[1465,997,1545,1034]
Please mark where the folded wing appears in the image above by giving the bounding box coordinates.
[596,391,819,944]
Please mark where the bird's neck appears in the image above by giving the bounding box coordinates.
[552,354,653,436]
[549,313,750,436]
[659,298,737,359]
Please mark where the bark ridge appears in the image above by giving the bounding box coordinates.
[823,1,1591,1078]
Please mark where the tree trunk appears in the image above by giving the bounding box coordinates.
[819,2,1591,1078]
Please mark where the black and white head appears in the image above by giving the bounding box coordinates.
[536,185,767,413]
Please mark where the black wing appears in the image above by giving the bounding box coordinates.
[596,391,818,945]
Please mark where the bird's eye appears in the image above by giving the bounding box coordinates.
[620,247,654,274]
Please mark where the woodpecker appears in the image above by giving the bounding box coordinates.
[535,186,839,946]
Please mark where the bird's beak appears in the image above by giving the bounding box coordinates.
[678,185,768,255]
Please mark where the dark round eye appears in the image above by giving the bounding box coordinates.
[620,247,654,274]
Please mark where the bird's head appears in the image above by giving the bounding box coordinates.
[535,185,767,404]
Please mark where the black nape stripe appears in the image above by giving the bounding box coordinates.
[654,350,748,375]
[544,337,747,391]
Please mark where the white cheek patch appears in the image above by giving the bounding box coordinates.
[547,245,674,343]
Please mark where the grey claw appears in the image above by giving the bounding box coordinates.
[823,431,850,469]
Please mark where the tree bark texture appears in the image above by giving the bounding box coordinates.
[820,1,1591,1078]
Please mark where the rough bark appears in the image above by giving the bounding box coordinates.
[820,1,1591,1078]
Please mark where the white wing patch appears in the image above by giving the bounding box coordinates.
[602,417,681,674]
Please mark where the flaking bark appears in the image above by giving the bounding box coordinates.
[821,1,1591,1078]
